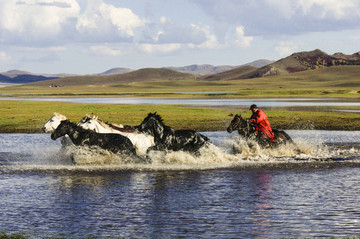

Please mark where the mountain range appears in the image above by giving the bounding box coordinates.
[0,59,273,85]
[1,49,360,86]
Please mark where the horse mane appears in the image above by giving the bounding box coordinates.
[93,116,113,129]
[144,112,165,125]
[53,112,67,120]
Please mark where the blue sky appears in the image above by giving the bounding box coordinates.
[1,0,360,74]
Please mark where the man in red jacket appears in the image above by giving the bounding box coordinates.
[248,104,275,143]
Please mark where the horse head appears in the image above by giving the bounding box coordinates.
[78,114,98,131]
[51,119,72,140]
[42,112,67,133]
[227,114,247,133]
[138,112,165,138]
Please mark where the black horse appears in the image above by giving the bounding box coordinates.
[134,112,211,153]
[227,114,293,147]
[51,120,137,156]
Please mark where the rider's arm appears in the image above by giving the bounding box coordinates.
[250,110,267,124]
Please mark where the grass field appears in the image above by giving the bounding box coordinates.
[1,65,360,98]
[1,100,360,133]
[1,65,360,132]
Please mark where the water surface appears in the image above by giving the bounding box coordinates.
[1,131,360,238]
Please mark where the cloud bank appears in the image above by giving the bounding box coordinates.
[0,0,359,73]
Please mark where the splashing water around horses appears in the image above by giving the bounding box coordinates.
[135,112,211,154]
[78,115,155,156]
[227,114,293,147]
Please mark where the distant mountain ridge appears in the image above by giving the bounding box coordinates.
[202,49,360,81]
[0,59,272,85]
[26,68,196,87]
[165,59,273,75]
[98,68,133,75]
[0,70,76,84]
[1,50,360,85]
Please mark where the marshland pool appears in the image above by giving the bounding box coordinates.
[1,130,360,238]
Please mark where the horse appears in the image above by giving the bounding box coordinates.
[42,112,73,147]
[227,114,293,147]
[135,112,211,154]
[51,119,138,157]
[77,115,155,156]
[42,112,68,133]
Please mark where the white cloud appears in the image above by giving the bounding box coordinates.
[138,43,181,54]
[88,45,123,56]
[193,0,360,36]
[297,0,359,19]
[0,0,80,41]
[156,19,209,45]
[234,26,253,48]
[191,24,219,49]
[76,1,147,39]
[275,41,304,56]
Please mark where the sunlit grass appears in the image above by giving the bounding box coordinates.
[1,100,360,132]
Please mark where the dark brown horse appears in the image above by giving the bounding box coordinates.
[227,114,293,147]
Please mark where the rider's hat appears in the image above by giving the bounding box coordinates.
[249,104,257,110]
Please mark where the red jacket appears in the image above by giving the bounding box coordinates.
[250,109,274,141]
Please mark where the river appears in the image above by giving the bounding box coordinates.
[1,131,360,238]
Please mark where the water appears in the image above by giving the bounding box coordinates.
[1,131,360,238]
[2,97,360,108]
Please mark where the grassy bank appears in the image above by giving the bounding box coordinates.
[1,100,360,133]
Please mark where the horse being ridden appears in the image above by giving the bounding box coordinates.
[134,112,211,153]
[78,115,155,156]
[51,119,137,156]
[227,114,293,147]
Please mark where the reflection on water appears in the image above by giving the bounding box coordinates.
[1,132,360,238]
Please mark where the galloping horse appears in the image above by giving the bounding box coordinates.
[42,113,73,147]
[78,115,155,156]
[42,112,68,133]
[227,114,293,147]
[135,112,211,153]
[51,120,137,156]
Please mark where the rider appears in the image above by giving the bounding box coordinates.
[248,104,275,143]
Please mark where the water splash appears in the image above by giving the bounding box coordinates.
[1,132,360,172]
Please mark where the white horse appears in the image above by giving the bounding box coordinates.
[42,112,67,133]
[42,112,73,147]
[78,115,155,156]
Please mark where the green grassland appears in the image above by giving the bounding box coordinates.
[1,65,360,98]
[1,100,360,133]
[1,65,360,132]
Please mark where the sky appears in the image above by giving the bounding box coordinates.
[0,0,360,75]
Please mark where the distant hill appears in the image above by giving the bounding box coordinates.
[2,49,360,85]
[165,59,273,75]
[0,73,59,84]
[241,59,274,68]
[0,70,76,84]
[27,68,196,87]
[98,68,133,75]
[165,64,238,75]
[202,49,360,80]
[200,65,258,81]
